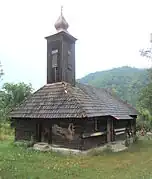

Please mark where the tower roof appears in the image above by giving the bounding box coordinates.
[54,6,69,32]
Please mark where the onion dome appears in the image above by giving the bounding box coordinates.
[54,6,69,32]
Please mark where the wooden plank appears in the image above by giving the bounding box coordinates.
[115,131,125,135]
[115,128,126,132]
[107,119,111,142]
[82,132,106,138]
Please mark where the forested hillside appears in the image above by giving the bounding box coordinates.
[78,66,149,106]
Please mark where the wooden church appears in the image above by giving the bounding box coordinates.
[10,9,138,150]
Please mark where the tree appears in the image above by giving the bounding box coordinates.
[138,39,152,113]
[0,82,33,109]
[0,82,33,121]
[138,84,152,113]
[137,36,152,129]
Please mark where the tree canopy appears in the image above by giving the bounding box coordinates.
[0,82,33,121]
[137,68,152,114]
[79,66,149,106]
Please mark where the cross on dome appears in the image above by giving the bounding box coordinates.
[54,6,69,32]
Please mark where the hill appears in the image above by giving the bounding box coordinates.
[78,66,149,106]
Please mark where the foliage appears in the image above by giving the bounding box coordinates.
[137,69,152,114]
[0,122,14,141]
[79,66,149,106]
[0,62,33,140]
[136,68,152,132]
[136,109,152,131]
[0,82,33,121]
[13,140,34,148]
[0,139,152,178]
[0,82,33,140]
[0,82,33,109]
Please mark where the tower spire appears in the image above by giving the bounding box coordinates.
[54,6,69,32]
[61,5,63,16]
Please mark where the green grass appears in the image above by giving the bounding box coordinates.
[0,139,152,179]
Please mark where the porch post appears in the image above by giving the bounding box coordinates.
[107,118,111,143]
[79,120,85,150]
[131,118,136,136]
[48,125,52,144]
[111,119,114,142]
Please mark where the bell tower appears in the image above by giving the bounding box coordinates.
[45,7,77,86]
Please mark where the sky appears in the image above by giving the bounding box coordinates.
[0,0,152,90]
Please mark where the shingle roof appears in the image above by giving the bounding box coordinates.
[10,82,138,119]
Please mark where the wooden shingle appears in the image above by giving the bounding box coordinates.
[10,82,138,119]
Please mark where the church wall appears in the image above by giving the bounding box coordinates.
[51,119,83,150]
[113,119,132,141]
[33,118,108,150]
[13,117,134,150]
[14,119,36,141]
[80,118,107,150]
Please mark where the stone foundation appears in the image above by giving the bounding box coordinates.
[33,140,128,155]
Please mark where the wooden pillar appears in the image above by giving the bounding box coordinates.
[111,119,114,142]
[107,118,111,143]
[79,120,85,150]
[134,117,136,135]
[131,118,136,136]
[48,126,52,144]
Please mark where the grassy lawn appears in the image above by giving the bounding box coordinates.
[0,139,152,179]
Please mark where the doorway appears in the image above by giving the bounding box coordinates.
[36,122,52,144]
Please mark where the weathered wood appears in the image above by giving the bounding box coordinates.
[115,131,125,135]
[82,135,107,150]
[13,117,134,150]
[111,119,114,141]
[46,32,76,85]
[15,119,36,141]
[107,118,111,143]
[82,131,106,138]
[115,128,126,132]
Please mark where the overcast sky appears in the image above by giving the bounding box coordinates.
[0,0,152,89]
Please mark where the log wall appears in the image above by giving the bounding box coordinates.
[81,118,107,150]
[14,119,36,141]
[113,119,131,141]
[51,119,83,149]
[13,117,135,150]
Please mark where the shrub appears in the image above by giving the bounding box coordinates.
[0,122,14,141]
[14,139,34,148]
[136,109,152,132]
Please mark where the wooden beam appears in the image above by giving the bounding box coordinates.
[131,118,136,136]
[107,118,111,143]
[115,128,126,132]
[82,131,106,138]
[115,131,125,135]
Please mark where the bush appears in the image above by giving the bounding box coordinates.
[14,140,34,148]
[0,122,14,141]
[136,109,152,132]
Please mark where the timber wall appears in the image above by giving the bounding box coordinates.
[13,117,134,150]
[14,119,36,141]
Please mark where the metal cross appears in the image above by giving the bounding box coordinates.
[61,6,63,15]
